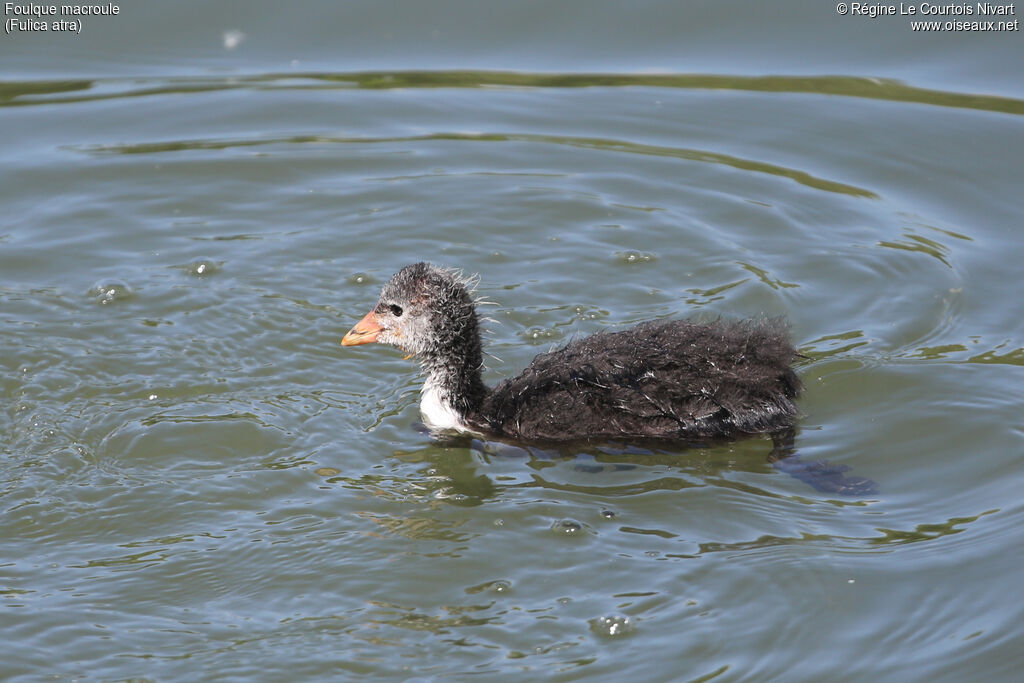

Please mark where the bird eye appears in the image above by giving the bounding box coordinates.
[389,304,403,317]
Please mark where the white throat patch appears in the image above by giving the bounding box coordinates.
[419,378,467,432]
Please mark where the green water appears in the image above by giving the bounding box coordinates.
[2,1,1023,681]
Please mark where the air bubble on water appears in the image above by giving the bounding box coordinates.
[349,272,372,285]
[525,327,558,342]
[466,579,512,595]
[616,250,657,265]
[589,614,636,638]
[222,30,245,50]
[570,306,607,321]
[551,519,589,536]
[189,259,221,277]
[91,280,132,305]
[434,487,469,502]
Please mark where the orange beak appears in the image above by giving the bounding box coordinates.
[341,310,383,346]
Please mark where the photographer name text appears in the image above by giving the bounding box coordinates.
[836,2,1018,30]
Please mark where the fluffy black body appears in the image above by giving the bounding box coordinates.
[473,318,802,442]
[351,263,802,444]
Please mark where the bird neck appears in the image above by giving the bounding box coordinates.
[417,311,489,430]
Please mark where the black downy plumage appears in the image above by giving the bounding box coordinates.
[342,263,873,494]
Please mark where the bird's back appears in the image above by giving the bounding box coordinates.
[473,318,802,442]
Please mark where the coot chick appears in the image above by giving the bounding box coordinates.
[342,262,803,443]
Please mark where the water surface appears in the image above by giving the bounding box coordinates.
[2,1,1023,680]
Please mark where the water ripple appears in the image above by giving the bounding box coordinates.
[70,131,876,198]
[4,71,1023,116]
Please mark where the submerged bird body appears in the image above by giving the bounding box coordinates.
[342,263,802,444]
